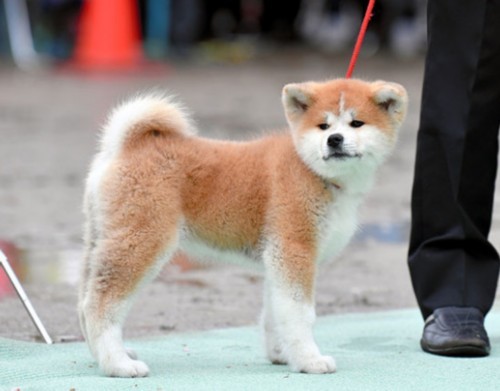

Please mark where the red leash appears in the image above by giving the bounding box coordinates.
[345,0,376,79]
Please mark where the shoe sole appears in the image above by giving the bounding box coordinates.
[421,340,490,357]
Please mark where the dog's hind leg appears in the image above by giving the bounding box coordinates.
[81,225,178,378]
[78,194,99,343]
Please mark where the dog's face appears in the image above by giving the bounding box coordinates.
[282,79,407,180]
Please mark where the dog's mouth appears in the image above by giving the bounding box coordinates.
[323,151,362,161]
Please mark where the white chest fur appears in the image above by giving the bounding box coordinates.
[315,190,361,264]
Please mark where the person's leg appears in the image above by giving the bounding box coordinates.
[409,0,500,355]
[409,0,500,319]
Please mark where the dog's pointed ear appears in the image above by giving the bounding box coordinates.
[371,81,408,125]
[282,83,315,120]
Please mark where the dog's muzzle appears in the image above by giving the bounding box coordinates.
[323,133,361,160]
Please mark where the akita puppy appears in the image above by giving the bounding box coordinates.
[79,78,407,377]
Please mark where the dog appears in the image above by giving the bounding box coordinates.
[78,78,407,377]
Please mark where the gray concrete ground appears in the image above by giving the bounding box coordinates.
[1,48,499,343]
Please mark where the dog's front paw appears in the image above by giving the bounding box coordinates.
[101,357,150,378]
[290,355,336,374]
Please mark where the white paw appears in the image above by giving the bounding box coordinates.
[102,357,150,378]
[290,355,336,374]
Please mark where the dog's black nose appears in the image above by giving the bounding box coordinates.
[327,133,344,148]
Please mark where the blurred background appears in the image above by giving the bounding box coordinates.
[0,0,427,68]
[0,0,448,341]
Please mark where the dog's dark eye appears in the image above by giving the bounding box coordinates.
[318,123,330,130]
[350,120,365,128]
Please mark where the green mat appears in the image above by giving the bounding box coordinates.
[1,309,499,391]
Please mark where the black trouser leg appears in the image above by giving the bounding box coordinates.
[408,0,500,319]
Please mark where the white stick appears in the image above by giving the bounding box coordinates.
[0,250,53,344]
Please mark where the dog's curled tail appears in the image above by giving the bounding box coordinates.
[99,93,195,155]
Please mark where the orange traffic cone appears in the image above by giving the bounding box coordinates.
[73,0,142,70]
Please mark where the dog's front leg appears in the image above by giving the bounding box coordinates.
[263,243,336,374]
[261,278,288,365]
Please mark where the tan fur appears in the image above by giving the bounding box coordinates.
[79,79,408,377]
[94,133,328,303]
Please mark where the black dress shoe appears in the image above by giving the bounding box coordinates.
[421,307,490,357]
